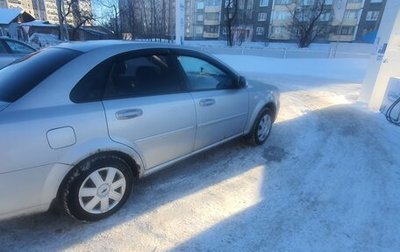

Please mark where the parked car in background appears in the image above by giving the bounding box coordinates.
[0,41,279,221]
[0,37,36,69]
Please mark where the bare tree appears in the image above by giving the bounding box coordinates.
[287,0,328,48]
[56,0,70,40]
[69,0,95,40]
[57,0,95,40]
[95,0,121,39]
[223,0,239,47]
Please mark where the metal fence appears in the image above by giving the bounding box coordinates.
[193,46,372,59]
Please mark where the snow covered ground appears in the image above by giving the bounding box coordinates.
[1,55,400,251]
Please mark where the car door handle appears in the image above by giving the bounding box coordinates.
[199,98,216,107]
[115,109,143,120]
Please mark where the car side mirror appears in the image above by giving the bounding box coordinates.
[237,76,247,88]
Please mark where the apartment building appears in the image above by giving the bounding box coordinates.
[252,0,273,41]
[0,0,35,17]
[219,0,274,42]
[120,0,385,43]
[0,0,92,25]
[355,0,387,42]
[328,0,364,42]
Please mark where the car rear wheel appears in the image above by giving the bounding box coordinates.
[247,107,273,145]
[62,154,133,221]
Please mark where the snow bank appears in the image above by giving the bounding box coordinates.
[215,54,369,83]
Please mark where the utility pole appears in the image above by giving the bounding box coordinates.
[175,0,184,45]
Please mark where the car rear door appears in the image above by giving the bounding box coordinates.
[102,50,196,169]
[175,54,249,150]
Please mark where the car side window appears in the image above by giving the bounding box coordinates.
[177,56,233,91]
[104,54,183,99]
[70,60,111,103]
[4,40,35,54]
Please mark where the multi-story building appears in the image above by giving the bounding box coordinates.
[269,0,293,40]
[31,0,47,20]
[252,0,273,42]
[0,0,92,25]
[328,0,364,42]
[119,0,386,43]
[355,0,387,42]
[0,0,35,17]
[202,0,222,39]
[219,0,273,42]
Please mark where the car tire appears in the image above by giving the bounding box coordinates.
[246,107,273,145]
[62,154,133,221]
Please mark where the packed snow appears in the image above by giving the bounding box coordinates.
[0,54,400,251]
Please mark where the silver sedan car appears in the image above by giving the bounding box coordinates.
[0,41,279,221]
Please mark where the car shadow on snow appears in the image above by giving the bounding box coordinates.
[172,104,400,251]
[1,104,399,251]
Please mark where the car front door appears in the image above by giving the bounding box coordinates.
[176,55,249,150]
[102,51,196,169]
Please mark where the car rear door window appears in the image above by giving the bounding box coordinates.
[104,54,183,99]
[177,56,234,91]
[70,60,112,103]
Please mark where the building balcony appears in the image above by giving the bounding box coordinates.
[205,6,220,13]
[346,3,363,10]
[204,19,219,25]
[203,32,219,38]
[329,34,354,42]
[341,18,358,26]
[270,20,290,26]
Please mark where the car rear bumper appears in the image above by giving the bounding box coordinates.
[0,163,72,221]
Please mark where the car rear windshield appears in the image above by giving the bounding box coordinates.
[0,47,81,102]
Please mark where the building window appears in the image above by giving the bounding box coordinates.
[258,12,268,21]
[195,26,204,34]
[259,0,268,6]
[319,12,331,21]
[204,25,218,33]
[273,11,290,20]
[197,14,204,21]
[196,2,204,9]
[324,0,334,4]
[344,10,358,20]
[275,0,292,4]
[300,0,313,5]
[206,0,220,6]
[370,0,383,3]
[366,11,379,21]
[336,26,355,35]
[271,26,287,34]
[256,27,264,35]
[348,0,362,3]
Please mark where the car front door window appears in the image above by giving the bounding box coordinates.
[177,56,233,91]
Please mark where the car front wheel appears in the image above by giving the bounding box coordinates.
[247,107,273,145]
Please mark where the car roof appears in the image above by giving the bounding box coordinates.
[55,40,185,53]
